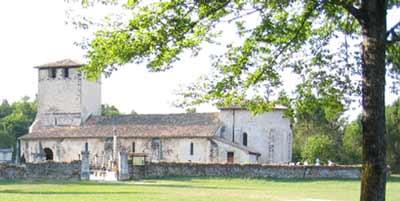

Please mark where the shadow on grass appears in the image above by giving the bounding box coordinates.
[0,189,149,195]
[147,176,361,183]
[388,175,400,183]
[0,179,251,191]
[131,183,254,190]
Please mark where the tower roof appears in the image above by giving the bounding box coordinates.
[34,59,84,69]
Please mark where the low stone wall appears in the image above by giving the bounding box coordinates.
[0,161,81,180]
[0,163,26,180]
[132,162,361,179]
[25,161,81,180]
[2,161,361,181]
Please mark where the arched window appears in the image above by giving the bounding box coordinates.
[190,142,194,155]
[243,132,248,146]
[43,148,53,161]
[132,142,136,153]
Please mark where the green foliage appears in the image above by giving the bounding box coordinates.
[185,108,196,113]
[77,0,383,110]
[342,119,362,164]
[0,130,15,149]
[301,135,335,164]
[0,97,37,149]
[101,104,121,116]
[291,85,344,163]
[340,98,400,172]
[385,99,400,173]
[0,100,12,119]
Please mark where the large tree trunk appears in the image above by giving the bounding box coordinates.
[360,1,388,201]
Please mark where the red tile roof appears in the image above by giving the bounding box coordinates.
[212,137,261,155]
[20,113,222,140]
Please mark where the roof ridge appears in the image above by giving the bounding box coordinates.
[34,58,84,68]
[91,112,219,118]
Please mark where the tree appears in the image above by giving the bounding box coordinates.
[343,99,400,173]
[185,107,197,113]
[0,97,37,155]
[343,119,363,164]
[73,1,400,200]
[384,100,400,173]
[292,84,344,163]
[0,130,15,148]
[101,104,121,116]
[301,135,335,164]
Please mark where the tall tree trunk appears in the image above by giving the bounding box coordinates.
[360,1,388,201]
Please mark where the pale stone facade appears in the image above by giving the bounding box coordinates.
[218,108,292,163]
[20,59,292,166]
[33,60,101,129]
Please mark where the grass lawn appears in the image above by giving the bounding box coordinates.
[0,176,399,201]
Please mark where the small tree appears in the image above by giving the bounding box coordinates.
[101,104,121,116]
[342,119,363,164]
[385,100,400,173]
[301,135,335,164]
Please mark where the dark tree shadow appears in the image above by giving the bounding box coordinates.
[0,189,150,195]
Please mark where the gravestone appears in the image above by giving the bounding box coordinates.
[118,151,129,181]
[80,143,90,180]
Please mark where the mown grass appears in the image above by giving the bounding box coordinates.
[0,176,399,201]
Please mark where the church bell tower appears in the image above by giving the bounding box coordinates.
[33,59,101,128]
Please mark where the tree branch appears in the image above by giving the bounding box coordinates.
[337,1,366,25]
[250,0,323,84]
[387,21,400,45]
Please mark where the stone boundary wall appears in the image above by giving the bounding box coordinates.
[0,161,81,180]
[131,162,361,179]
[2,161,361,181]
[0,163,26,180]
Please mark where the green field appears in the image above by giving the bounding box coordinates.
[0,176,399,201]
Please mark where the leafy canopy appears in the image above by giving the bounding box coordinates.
[0,97,37,149]
[78,0,399,113]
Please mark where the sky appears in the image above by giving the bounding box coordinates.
[0,0,219,114]
[0,1,399,117]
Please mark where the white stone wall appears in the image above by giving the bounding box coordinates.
[219,109,292,164]
[21,137,212,164]
[21,138,91,162]
[212,140,256,164]
[81,78,101,121]
[36,68,101,126]
[119,137,210,163]
[38,68,81,115]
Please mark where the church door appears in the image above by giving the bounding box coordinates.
[227,152,234,163]
[43,148,53,161]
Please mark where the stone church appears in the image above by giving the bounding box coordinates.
[20,59,293,166]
